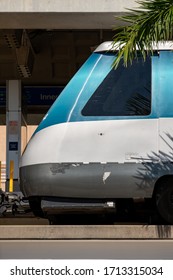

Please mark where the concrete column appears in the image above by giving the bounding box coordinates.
[6,80,21,192]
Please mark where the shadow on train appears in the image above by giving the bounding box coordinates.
[132,132,173,226]
[46,133,173,225]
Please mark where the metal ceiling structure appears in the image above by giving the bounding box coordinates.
[0,0,138,85]
[0,29,115,85]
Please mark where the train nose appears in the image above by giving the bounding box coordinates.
[19,127,52,197]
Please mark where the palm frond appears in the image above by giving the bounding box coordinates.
[112,0,173,68]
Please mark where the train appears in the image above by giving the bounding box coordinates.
[20,41,173,223]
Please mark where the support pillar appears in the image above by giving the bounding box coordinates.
[6,80,21,192]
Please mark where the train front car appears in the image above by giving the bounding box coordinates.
[20,42,118,218]
[20,41,173,223]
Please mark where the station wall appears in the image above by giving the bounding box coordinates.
[0,124,37,191]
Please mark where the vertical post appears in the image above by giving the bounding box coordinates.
[0,161,1,189]
[6,80,21,192]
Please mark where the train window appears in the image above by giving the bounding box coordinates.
[82,57,151,116]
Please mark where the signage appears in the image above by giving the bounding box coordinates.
[9,142,18,151]
[0,86,64,107]
[23,86,64,106]
[9,121,18,135]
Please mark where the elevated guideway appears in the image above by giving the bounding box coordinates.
[0,225,173,239]
[1,224,173,259]
[1,237,173,259]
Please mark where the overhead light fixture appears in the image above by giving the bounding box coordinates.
[16,45,34,78]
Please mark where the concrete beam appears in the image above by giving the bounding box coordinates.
[0,0,139,29]
[0,0,138,13]
[0,13,123,29]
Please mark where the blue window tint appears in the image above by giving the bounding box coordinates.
[82,57,151,116]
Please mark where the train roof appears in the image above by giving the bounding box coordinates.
[94,41,173,53]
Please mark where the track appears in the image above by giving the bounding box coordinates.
[0,192,167,225]
[0,197,162,225]
[0,215,48,225]
[0,198,169,226]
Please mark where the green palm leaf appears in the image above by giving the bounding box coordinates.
[113,0,173,68]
